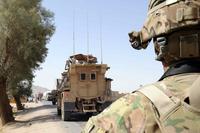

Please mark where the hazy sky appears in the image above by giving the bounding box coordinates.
[33,0,163,92]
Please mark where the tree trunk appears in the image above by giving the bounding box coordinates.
[13,94,24,110]
[0,77,14,126]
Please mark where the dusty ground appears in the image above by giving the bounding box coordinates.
[0,101,87,133]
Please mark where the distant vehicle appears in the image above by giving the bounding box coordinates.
[56,54,113,121]
[50,90,57,105]
[42,90,57,105]
[28,97,34,102]
[43,91,53,101]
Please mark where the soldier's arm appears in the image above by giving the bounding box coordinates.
[82,92,149,133]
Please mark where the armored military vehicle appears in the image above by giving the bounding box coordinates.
[56,54,113,121]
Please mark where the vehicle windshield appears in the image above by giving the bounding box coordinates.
[149,0,166,9]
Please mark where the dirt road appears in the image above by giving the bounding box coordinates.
[1,101,88,133]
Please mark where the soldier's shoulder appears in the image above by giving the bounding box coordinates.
[82,87,154,133]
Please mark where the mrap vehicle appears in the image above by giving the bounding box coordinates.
[56,54,113,121]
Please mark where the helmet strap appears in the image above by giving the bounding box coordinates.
[155,37,168,61]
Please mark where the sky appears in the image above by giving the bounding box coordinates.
[33,0,163,93]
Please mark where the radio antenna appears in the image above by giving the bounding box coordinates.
[100,15,103,64]
[73,11,76,55]
[86,13,90,55]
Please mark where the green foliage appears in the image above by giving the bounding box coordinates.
[0,0,55,78]
[17,80,33,97]
[0,0,55,104]
[0,0,55,93]
[8,73,33,97]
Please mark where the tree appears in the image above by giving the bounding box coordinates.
[13,80,33,110]
[7,65,34,111]
[8,73,33,110]
[0,0,55,125]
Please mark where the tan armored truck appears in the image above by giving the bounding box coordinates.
[56,54,113,121]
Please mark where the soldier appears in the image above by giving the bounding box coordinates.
[83,0,200,132]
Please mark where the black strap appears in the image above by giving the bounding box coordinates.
[159,60,200,81]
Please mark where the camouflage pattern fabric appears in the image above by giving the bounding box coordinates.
[129,0,200,49]
[162,102,200,133]
[82,73,200,133]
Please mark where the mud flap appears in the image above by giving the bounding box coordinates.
[64,102,75,111]
[57,108,61,115]
[61,111,71,121]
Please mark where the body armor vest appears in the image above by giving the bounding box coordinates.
[137,78,200,133]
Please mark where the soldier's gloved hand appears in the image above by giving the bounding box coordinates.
[128,31,142,50]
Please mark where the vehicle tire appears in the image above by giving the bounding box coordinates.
[86,112,94,117]
[57,108,61,115]
[62,111,71,121]
[102,101,112,110]
[52,101,56,105]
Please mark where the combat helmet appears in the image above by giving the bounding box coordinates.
[129,0,200,65]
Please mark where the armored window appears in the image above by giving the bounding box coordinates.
[90,73,96,80]
[80,73,86,81]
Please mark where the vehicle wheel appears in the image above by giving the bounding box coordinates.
[86,112,94,117]
[57,108,61,115]
[102,101,112,110]
[62,111,71,121]
[52,101,56,105]
[96,103,103,112]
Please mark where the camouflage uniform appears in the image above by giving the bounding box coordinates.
[83,72,200,133]
[83,0,200,132]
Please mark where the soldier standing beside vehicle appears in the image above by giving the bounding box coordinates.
[83,0,200,132]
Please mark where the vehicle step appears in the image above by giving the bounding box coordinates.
[83,109,96,112]
[82,104,95,107]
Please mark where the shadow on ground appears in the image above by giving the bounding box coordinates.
[5,104,61,130]
[63,112,95,122]
[5,103,90,130]
[16,104,56,116]
[14,104,93,122]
